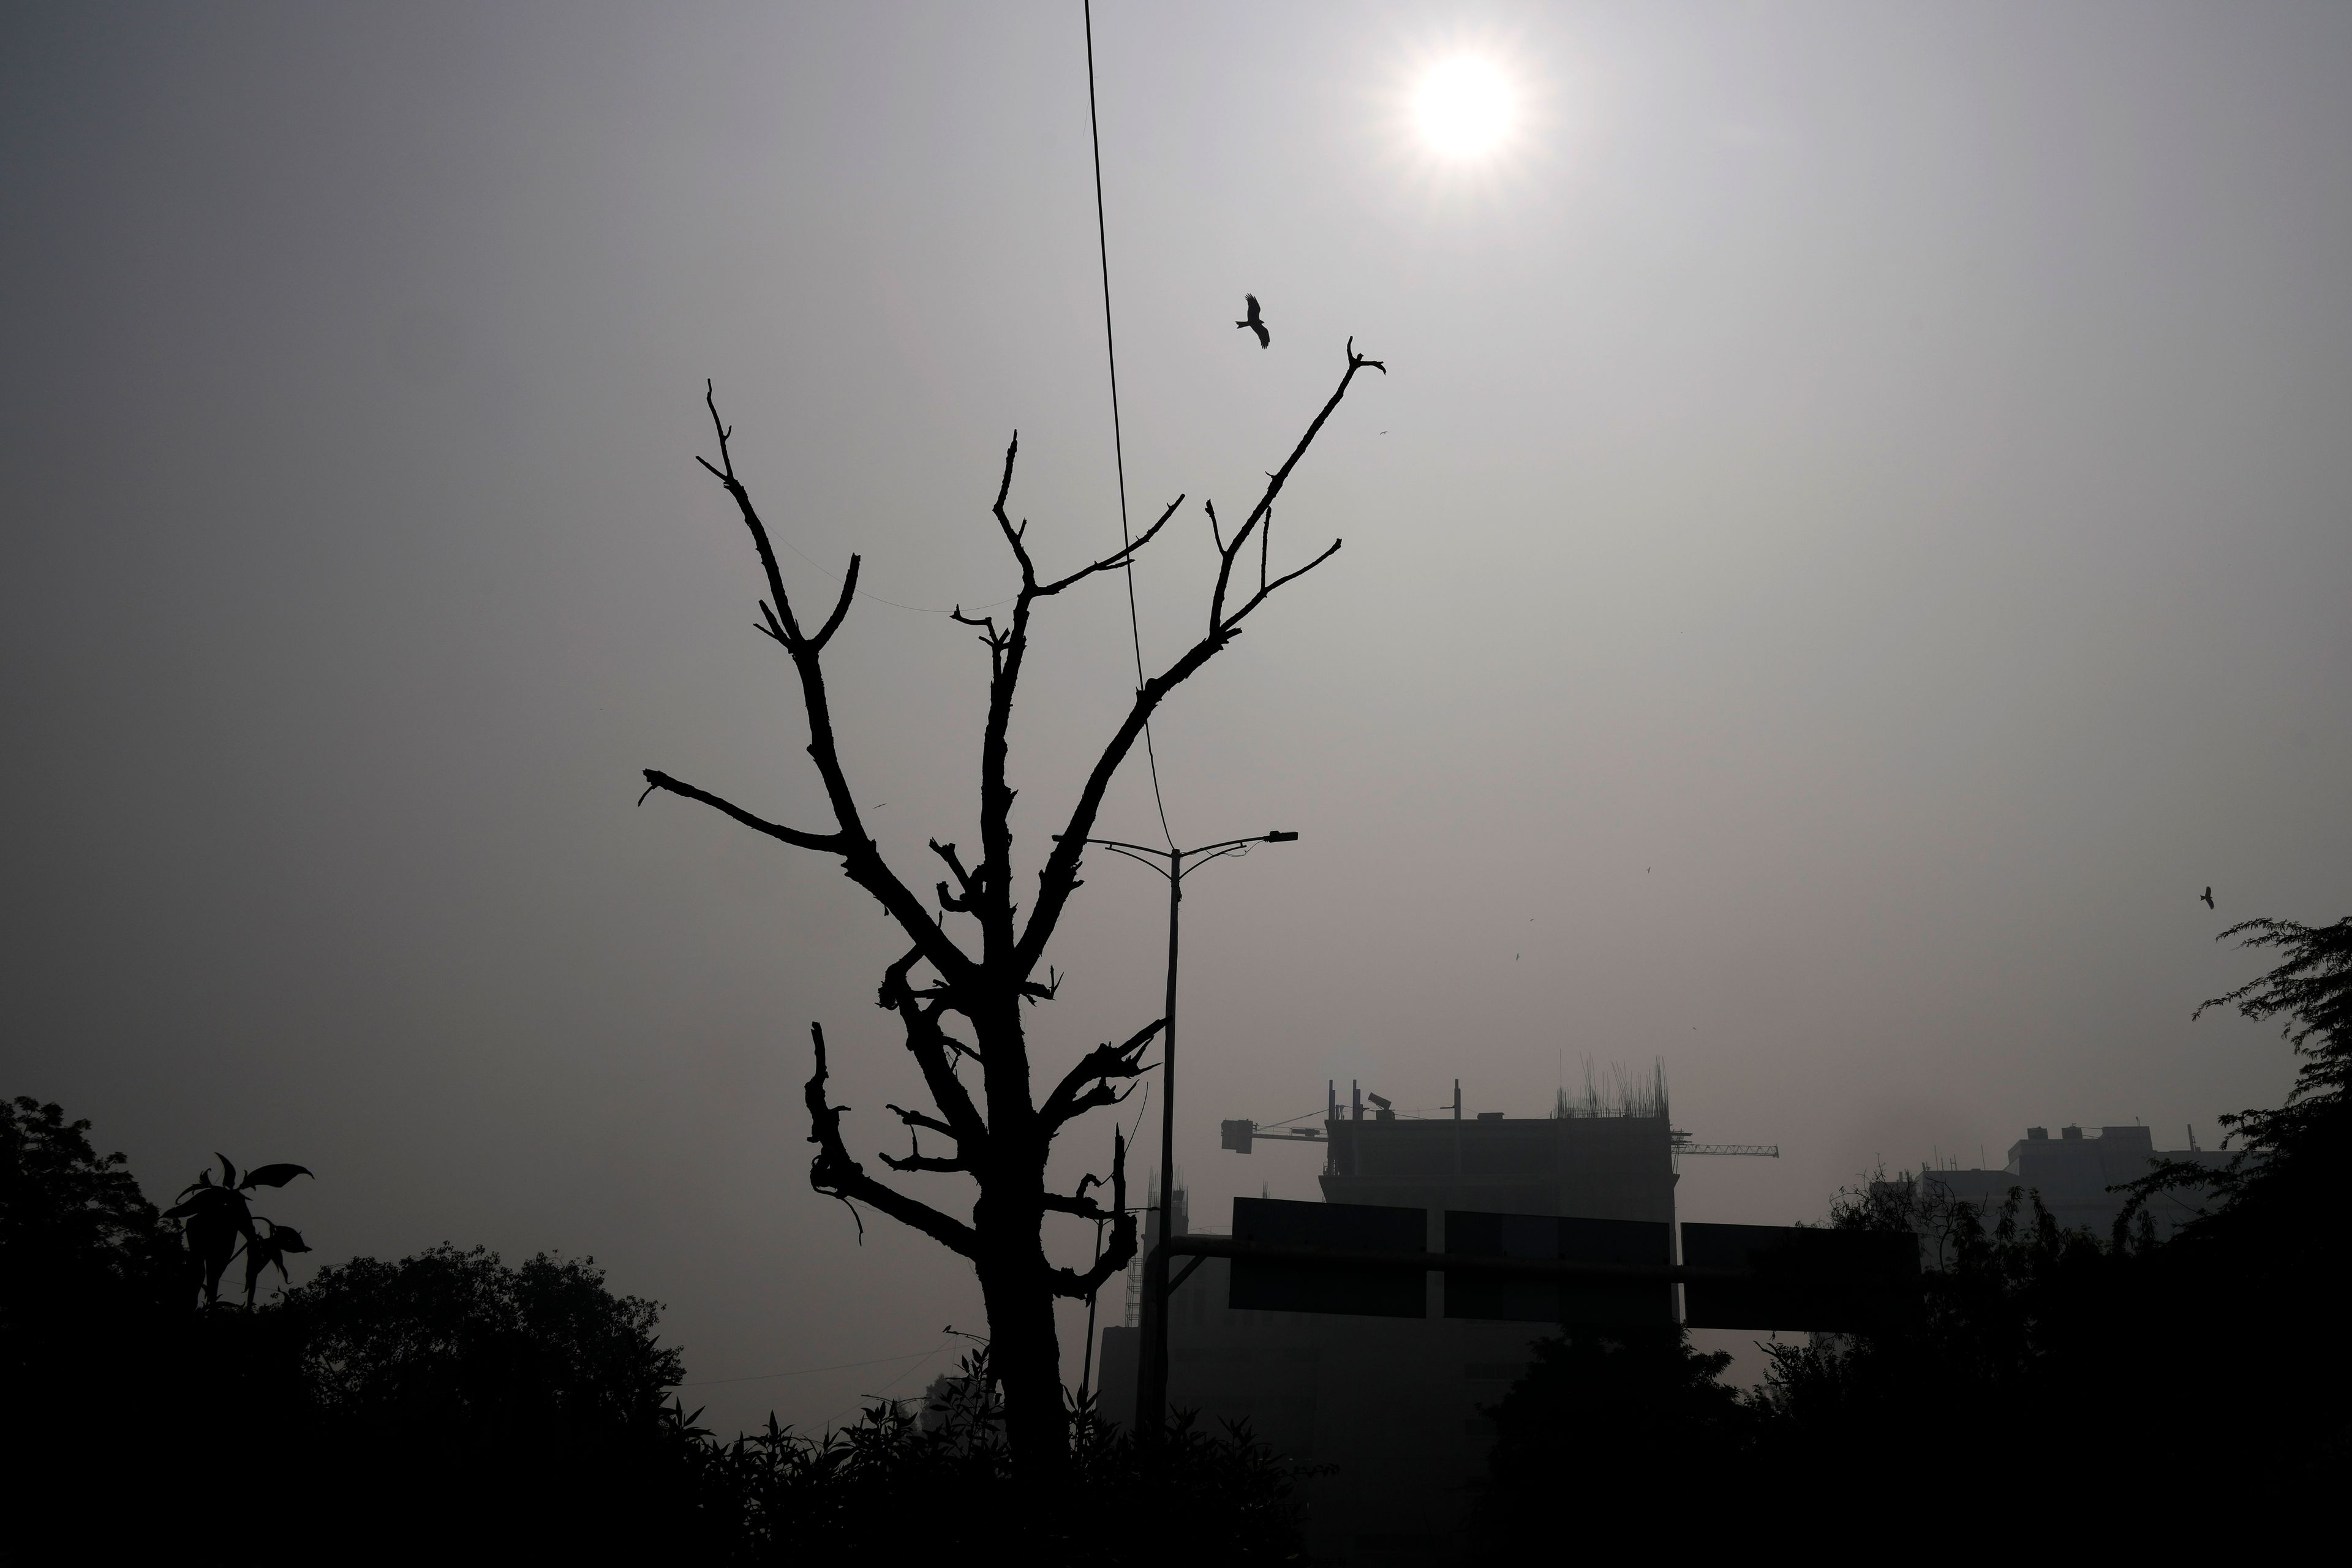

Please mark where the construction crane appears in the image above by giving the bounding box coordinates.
[1671,1131,1778,1158]
[1220,1120,1324,1153]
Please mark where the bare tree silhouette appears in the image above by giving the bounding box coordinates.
[643,339,1383,1468]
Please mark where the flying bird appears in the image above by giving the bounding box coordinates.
[1235,293,1268,349]
[2201,886,2215,909]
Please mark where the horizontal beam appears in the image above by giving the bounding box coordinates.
[1153,1235,1752,1286]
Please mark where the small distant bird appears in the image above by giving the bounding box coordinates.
[1235,293,1269,349]
[2201,886,2215,909]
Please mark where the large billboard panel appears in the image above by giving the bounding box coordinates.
[1227,1197,1427,1317]
[1442,1212,1673,1325]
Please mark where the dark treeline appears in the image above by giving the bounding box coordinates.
[7,915,2341,1558]
[0,1099,1311,1561]
[1476,914,2350,1550]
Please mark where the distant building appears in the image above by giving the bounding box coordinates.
[1321,1090,1676,1224]
[1099,1077,1678,1568]
[1906,1124,2232,1241]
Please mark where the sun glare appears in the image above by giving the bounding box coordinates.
[1413,56,1516,160]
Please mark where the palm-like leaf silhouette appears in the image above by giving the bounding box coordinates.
[162,1153,314,1306]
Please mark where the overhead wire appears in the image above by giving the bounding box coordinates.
[1084,1,1176,850]
[695,13,1183,1434]
[815,1340,966,1433]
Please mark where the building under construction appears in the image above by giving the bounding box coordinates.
[1312,1069,1680,1221]
[1098,1068,1729,1567]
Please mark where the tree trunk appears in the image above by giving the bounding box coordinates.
[978,1231,1067,1469]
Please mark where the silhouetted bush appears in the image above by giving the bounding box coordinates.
[239,1245,697,1551]
[42,910,2332,1553]
[1474,913,2348,1544]
[1,1097,190,1536]
[1471,1324,1759,1553]
[3,1099,1314,1561]
[674,1354,1318,1563]
[1750,916,2352,1523]
[279,1244,682,1439]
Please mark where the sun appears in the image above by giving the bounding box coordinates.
[1412,56,1517,160]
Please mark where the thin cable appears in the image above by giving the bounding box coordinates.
[816,1340,963,1432]
[1084,1,1175,850]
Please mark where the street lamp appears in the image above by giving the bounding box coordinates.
[1056,828,1300,1443]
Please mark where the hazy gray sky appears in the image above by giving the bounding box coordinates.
[7,2,2348,1430]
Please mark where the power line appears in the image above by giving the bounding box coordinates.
[1084,1,1175,850]
[816,1341,963,1433]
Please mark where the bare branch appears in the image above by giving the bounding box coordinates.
[930,840,979,896]
[679,390,970,982]
[877,949,988,1144]
[810,556,862,651]
[1227,537,1344,628]
[1035,491,1186,596]
[987,433,1035,585]
[698,381,806,646]
[638,770,843,853]
[805,1023,978,1257]
[1209,337,1378,631]
[880,1150,971,1175]
[1040,1017,1163,1130]
[928,840,979,914]
[974,437,1036,951]
[1019,339,1380,970]
[886,1103,959,1140]
[1050,1128,1136,1300]
[949,606,1011,679]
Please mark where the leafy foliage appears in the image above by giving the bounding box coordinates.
[3,1100,217,1553]
[162,1152,314,1305]
[1471,914,2352,1544]
[1752,1177,2140,1437]
[2158,915,2350,1221]
[1,1096,186,1401]
[1,1096,181,1308]
[6,1104,1316,1559]
[1473,1324,1755,1550]
[277,1244,684,1441]
[677,1351,1319,1564]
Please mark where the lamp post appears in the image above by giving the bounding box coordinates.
[1057,829,1299,1445]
